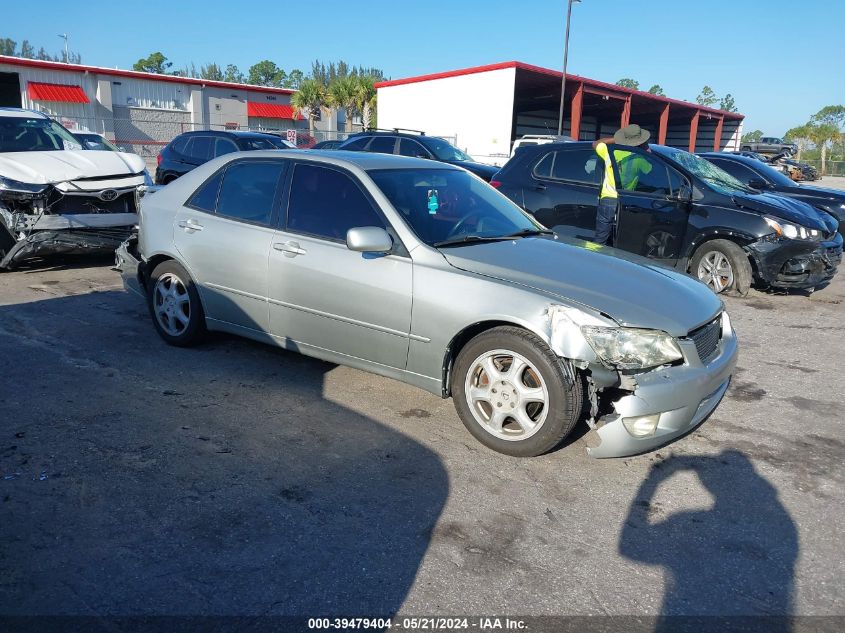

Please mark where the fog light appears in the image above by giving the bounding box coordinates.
[622,414,660,437]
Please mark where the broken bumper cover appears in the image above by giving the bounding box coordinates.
[587,316,738,458]
[0,213,138,269]
[747,232,843,289]
[115,237,146,299]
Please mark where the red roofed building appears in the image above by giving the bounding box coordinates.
[375,61,745,166]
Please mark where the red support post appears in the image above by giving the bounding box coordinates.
[620,95,631,128]
[688,110,700,152]
[570,83,583,140]
[658,104,669,145]
[713,116,724,151]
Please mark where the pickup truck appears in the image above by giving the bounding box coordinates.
[740,136,797,156]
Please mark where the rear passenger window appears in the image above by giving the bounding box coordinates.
[189,136,213,161]
[341,137,370,151]
[367,136,397,154]
[187,171,223,212]
[216,161,284,225]
[286,164,385,241]
[533,150,602,185]
[214,138,238,157]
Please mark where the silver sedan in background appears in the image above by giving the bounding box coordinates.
[117,150,737,458]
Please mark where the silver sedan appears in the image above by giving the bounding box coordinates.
[117,150,737,458]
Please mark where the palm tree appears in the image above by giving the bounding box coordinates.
[352,75,377,131]
[806,122,840,175]
[784,124,812,162]
[291,78,326,136]
[327,76,358,134]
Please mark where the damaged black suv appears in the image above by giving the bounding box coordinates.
[0,109,146,270]
[493,142,842,294]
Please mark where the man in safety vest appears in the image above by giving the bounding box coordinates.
[591,124,653,245]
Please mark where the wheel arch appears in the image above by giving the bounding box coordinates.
[441,319,552,397]
[143,252,211,320]
[685,229,756,272]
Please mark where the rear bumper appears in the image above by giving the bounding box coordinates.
[587,314,738,458]
[114,237,146,299]
[747,233,842,289]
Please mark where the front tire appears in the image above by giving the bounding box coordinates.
[690,239,752,296]
[451,326,583,457]
[147,260,205,346]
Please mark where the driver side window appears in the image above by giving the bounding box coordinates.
[613,151,672,196]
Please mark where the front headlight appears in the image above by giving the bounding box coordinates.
[764,216,821,240]
[0,175,48,195]
[580,326,683,370]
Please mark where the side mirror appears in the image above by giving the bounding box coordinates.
[346,226,393,253]
[748,179,768,190]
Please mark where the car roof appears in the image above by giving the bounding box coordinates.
[213,149,463,172]
[699,152,763,167]
[348,130,440,141]
[176,129,279,138]
[0,108,49,119]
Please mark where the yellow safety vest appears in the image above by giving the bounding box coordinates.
[595,143,653,198]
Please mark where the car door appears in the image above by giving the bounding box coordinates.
[173,159,286,333]
[522,148,603,240]
[267,161,413,369]
[610,149,690,264]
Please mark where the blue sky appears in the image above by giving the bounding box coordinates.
[5,0,843,135]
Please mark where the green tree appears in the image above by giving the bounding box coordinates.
[248,60,284,87]
[647,84,665,96]
[328,76,358,133]
[615,78,639,90]
[223,64,245,84]
[292,78,326,135]
[696,86,718,107]
[806,121,841,175]
[0,38,16,56]
[784,124,813,161]
[35,47,52,61]
[19,40,34,58]
[719,93,737,112]
[284,69,304,90]
[133,52,171,74]
[741,129,763,145]
[200,63,223,81]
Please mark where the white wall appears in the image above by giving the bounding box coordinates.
[377,67,517,166]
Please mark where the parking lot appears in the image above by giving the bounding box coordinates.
[1,254,843,625]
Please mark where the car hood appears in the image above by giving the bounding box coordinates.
[441,237,722,336]
[731,191,828,231]
[0,150,145,184]
[791,185,845,202]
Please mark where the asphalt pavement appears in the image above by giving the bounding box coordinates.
[0,255,843,628]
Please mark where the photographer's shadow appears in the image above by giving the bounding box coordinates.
[619,450,798,632]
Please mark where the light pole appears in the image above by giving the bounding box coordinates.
[557,0,580,136]
[57,34,68,63]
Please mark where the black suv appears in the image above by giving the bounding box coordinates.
[336,130,498,181]
[701,153,843,226]
[493,142,842,294]
[155,130,292,184]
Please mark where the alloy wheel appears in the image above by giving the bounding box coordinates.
[697,250,734,293]
[464,349,550,441]
[153,273,191,336]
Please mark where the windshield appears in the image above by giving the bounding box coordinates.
[657,146,754,195]
[423,137,472,162]
[369,168,543,246]
[75,133,120,152]
[0,116,84,152]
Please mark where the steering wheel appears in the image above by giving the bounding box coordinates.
[445,212,479,240]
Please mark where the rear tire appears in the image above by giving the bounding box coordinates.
[451,326,583,457]
[147,260,205,346]
[690,239,752,296]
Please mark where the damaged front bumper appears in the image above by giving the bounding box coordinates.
[747,232,843,289]
[586,314,738,458]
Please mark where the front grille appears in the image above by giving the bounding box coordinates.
[50,190,137,215]
[688,317,722,364]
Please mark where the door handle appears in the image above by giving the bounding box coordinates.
[177,219,204,232]
[534,183,547,192]
[273,241,307,257]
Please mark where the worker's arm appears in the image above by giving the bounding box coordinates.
[592,137,615,149]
